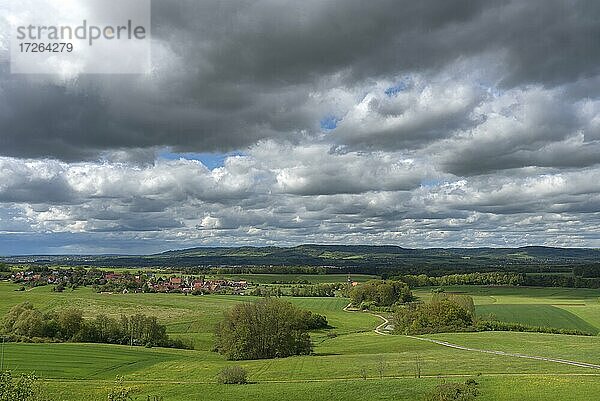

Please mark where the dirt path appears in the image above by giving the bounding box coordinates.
[344,302,600,370]
[343,302,391,335]
[406,335,600,370]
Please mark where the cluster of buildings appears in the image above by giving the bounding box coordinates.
[11,270,66,285]
[10,268,249,295]
[139,275,249,294]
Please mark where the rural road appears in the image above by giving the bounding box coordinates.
[344,303,600,371]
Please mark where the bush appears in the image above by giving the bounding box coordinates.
[302,311,329,330]
[0,371,50,401]
[56,308,83,341]
[359,301,376,311]
[107,376,133,401]
[394,298,474,335]
[216,366,248,385]
[53,283,65,293]
[432,294,475,315]
[425,380,479,401]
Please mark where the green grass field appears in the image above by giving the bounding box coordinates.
[1,282,600,400]
[475,304,598,333]
[413,286,600,333]
[213,273,379,284]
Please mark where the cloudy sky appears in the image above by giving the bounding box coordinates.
[0,0,599,254]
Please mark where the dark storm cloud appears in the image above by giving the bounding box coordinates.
[161,0,598,86]
[1,0,598,160]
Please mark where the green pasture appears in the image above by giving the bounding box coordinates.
[38,375,600,401]
[0,282,378,351]
[475,304,598,334]
[212,273,379,284]
[425,331,600,365]
[413,286,600,332]
[4,333,600,401]
[1,282,600,400]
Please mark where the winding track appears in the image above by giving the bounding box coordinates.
[344,303,600,370]
[405,336,600,370]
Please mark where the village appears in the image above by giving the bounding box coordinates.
[9,269,249,295]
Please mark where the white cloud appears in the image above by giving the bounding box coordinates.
[1,0,600,252]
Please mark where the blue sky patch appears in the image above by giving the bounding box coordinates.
[320,115,341,130]
[385,77,413,97]
[159,150,246,170]
[420,178,444,188]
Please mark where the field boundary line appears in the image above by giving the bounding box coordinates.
[406,336,600,370]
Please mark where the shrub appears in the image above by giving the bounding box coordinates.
[216,366,248,385]
[53,283,65,293]
[432,294,475,315]
[107,376,133,401]
[359,301,376,311]
[394,298,474,335]
[0,371,50,401]
[425,380,479,401]
[55,308,83,341]
[302,311,329,330]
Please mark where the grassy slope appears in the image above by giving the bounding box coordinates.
[0,283,381,350]
[213,274,379,284]
[475,304,598,333]
[413,286,600,332]
[425,331,600,365]
[2,283,600,400]
[5,333,600,400]
[39,376,600,401]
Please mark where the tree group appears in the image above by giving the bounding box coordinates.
[350,280,413,308]
[215,298,328,360]
[394,295,475,335]
[2,302,185,348]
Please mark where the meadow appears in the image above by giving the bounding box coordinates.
[1,281,600,400]
[412,286,600,333]
[212,273,378,284]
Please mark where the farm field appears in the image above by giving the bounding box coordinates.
[212,273,379,284]
[475,304,598,333]
[1,282,600,400]
[0,282,380,350]
[412,286,600,333]
[78,272,380,284]
[425,331,600,365]
[5,333,600,401]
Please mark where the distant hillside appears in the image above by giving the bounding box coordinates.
[2,245,600,274]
